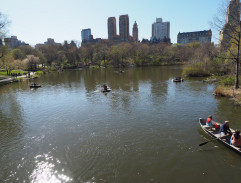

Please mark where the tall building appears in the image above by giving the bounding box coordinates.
[119,15,129,42]
[81,29,91,41]
[132,21,138,43]
[151,18,170,41]
[219,0,241,50]
[4,36,28,49]
[44,38,56,45]
[177,30,212,45]
[108,17,117,40]
[107,14,137,43]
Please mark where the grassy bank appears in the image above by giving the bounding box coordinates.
[214,86,241,105]
[213,75,241,105]
[0,70,28,76]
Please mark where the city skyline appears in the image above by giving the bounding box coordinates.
[1,0,224,45]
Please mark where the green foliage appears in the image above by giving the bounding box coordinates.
[12,49,25,60]
[182,66,210,77]
[36,71,43,75]
[151,56,161,66]
[0,71,7,76]
[100,60,109,67]
[209,54,228,75]
[220,76,236,86]
[62,60,71,68]
[172,43,182,47]
[187,41,201,49]
[10,70,27,75]
[0,70,27,76]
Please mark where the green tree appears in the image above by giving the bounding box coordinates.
[12,48,25,60]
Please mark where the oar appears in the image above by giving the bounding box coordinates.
[199,137,219,146]
[199,133,231,146]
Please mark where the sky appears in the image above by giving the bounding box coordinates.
[0,0,227,46]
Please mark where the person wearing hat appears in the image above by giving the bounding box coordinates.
[219,121,232,137]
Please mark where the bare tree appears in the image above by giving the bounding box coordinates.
[0,12,10,58]
[212,0,241,89]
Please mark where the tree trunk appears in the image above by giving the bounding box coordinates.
[235,32,240,89]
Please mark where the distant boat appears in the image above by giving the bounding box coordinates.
[30,83,41,88]
[101,87,111,93]
[102,84,111,93]
[172,77,184,82]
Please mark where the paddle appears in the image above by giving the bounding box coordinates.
[199,137,219,146]
[199,134,231,146]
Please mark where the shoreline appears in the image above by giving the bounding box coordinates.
[214,85,241,105]
[0,72,36,86]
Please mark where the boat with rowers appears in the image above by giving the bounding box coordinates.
[101,84,111,92]
[172,77,184,82]
[199,118,241,155]
[29,83,41,88]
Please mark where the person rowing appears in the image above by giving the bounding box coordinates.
[219,120,232,137]
[103,84,108,91]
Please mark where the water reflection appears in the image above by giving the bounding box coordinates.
[30,154,72,183]
[1,66,241,183]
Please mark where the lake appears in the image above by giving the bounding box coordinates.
[1,66,241,183]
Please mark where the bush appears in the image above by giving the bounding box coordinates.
[182,67,210,77]
[36,71,43,75]
[220,76,235,86]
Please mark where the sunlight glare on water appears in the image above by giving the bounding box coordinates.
[30,154,72,183]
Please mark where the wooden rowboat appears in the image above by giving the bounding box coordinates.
[30,83,41,88]
[101,87,111,93]
[172,78,184,82]
[199,118,241,155]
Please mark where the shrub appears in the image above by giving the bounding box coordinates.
[182,67,210,77]
[36,71,43,75]
[220,76,235,86]
[219,76,241,86]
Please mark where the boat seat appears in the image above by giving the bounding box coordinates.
[205,126,216,132]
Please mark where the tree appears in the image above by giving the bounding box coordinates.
[110,45,121,67]
[213,0,241,89]
[119,43,132,68]
[92,43,109,67]
[0,45,9,68]
[12,48,25,60]
[0,12,10,58]
[23,55,39,71]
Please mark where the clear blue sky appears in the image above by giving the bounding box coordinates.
[0,0,225,46]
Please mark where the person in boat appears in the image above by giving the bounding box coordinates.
[206,115,219,129]
[103,84,108,91]
[230,130,241,147]
[206,115,213,127]
[219,121,232,137]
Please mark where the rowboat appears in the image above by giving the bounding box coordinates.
[101,87,111,93]
[199,118,241,155]
[172,78,184,82]
[30,83,41,88]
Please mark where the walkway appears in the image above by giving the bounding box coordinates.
[0,72,35,84]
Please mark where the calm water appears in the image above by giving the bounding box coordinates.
[0,66,241,183]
